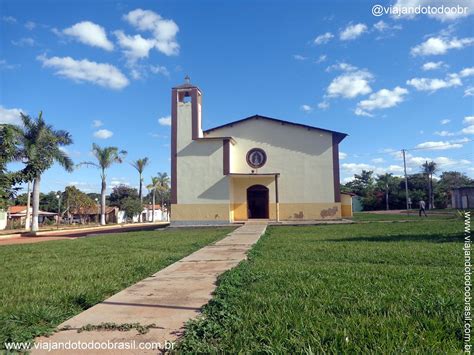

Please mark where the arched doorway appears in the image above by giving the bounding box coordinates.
[247,185,269,219]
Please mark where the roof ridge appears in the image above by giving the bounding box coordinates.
[203,114,348,138]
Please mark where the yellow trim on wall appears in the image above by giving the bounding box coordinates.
[231,202,342,221]
[341,194,353,217]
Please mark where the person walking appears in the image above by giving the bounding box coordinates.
[419,199,427,217]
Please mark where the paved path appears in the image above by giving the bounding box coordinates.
[33,222,267,354]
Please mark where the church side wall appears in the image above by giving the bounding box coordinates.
[172,102,230,223]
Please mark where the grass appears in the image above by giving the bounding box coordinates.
[352,211,456,222]
[0,227,234,347]
[179,220,464,353]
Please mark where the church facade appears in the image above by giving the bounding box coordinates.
[170,79,348,224]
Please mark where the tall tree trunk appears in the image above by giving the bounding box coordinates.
[152,190,155,223]
[161,195,165,221]
[31,176,41,233]
[139,174,143,222]
[25,180,31,231]
[428,174,432,210]
[430,175,435,209]
[100,177,106,225]
[386,188,389,211]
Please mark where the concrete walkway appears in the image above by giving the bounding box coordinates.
[33,222,267,354]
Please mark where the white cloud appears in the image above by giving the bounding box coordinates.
[440,118,451,124]
[415,140,464,150]
[314,32,334,45]
[63,21,114,51]
[110,177,130,188]
[387,165,404,173]
[25,21,36,30]
[339,23,368,41]
[464,116,474,124]
[158,115,171,126]
[411,36,474,56]
[404,154,471,169]
[92,120,103,128]
[342,163,375,174]
[11,37,35,47]
[326,62,357,72]
[327,70,373,99]
[460,67,474,77]
[318,101,329,110]
[93,129,113,139]
[339,152,347,160]
[2,16,16,23]
[461,125,474,134]
[392,0,474,21]
[434,130,455,136]
[373,20,389,32]
[300,104,312,113]
[406,73,461,92]
[123,8,179,56]
[342,162,404,176]
[293,54,307,61]
[37,54,129,90]
[372,158,385,163]
[114,30,155,63]
[422,61,446,71]
[465,87,474,97]
[315,55,327,63]
[0,106,24,125]
[0,59,18,70]
[150,65,169,76]
[373,20,402,32]
[355,86,408,116]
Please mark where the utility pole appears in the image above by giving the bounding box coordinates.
[402,149,410,216]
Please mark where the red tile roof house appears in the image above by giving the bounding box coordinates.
[7,205,57,229]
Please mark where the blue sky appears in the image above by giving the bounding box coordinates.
[1,0,473,194]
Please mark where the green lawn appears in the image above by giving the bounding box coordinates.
[179,220,464,353]
[352,211,456,222]
[0,227,234,347]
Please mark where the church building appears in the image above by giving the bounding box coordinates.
[170,78,350,224]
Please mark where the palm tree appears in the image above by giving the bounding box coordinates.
[131,157,149,222]
[377,173,395,211]
[18,112,74,233]
[146,176,160,222]
[422,161,437,209]
[81,144,126,225]
[156,172,170,219]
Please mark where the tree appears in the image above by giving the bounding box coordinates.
[121,197,143,222]
[40,191,60,212]
[109,185,139,209]
[422,161,437,209]
[345,170,376,210]
[0,124,22,209]
[436,171,473,208]
[376,173,396,210]
[80,144,126,225]
[63,186,96,223]
[156,172,170,211]
[146,176,160,222]
[18,112,74,233]
[131,157,149,222]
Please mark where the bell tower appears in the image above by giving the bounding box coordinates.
[170,76,203,204]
